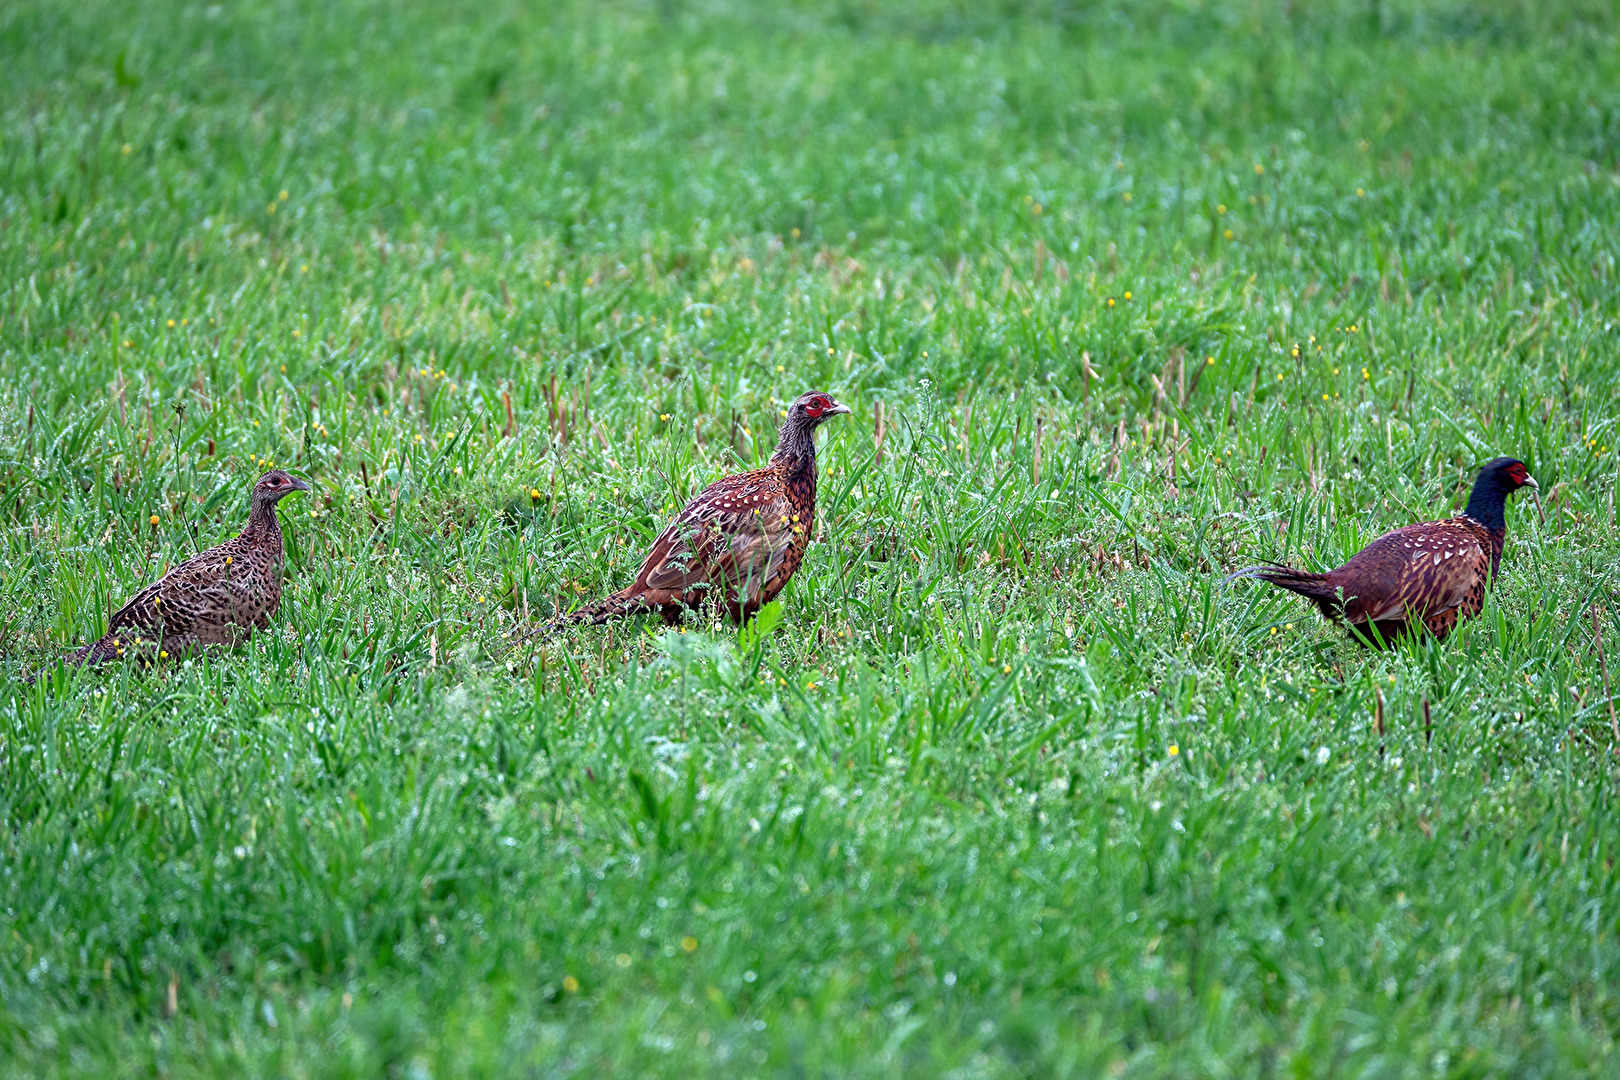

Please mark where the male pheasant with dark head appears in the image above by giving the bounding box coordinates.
[538,391,852,634]
[1226,457,1537,646]
[64,469,310,668]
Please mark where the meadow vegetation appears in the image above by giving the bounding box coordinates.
[2,0,1619,1074]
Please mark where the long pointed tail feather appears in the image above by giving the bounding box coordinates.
[500,592,662,655]
[67,635,123,667]
[552,593,661,628]
[25,635,120,683]
[1220,564,1283,587]
[1222,563,1338,603]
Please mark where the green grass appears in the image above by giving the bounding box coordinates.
[3,0,1620,1074]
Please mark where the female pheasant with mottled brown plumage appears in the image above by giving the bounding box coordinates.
[1225,457,1537,646]
[64,470,310,668]
[535,391,851,635]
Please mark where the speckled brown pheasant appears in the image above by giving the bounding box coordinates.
[1226,457,1537,646]
[530,391,851,637]
[64,470,310,667]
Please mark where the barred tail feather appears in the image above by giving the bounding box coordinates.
[25,635,120,682]
[68,635,123,667]
[1222,564,1340,604]
[552,593,658,628]
[501,591,660,655]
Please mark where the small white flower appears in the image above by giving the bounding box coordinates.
[1316,746,1331,765]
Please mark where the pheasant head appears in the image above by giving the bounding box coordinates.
[253,469,312,505]
[772,391,853,462]
[1462,457,1537,532]
[246,470,312,534]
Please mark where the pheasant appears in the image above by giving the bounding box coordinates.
[1226,457,1538,646]
[532,391,851,636]
[63,469,311,668]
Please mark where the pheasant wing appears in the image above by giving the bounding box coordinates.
[704,493,797,603]
[105,546,241,637]
[1390,521,1487,618]
[636,473,794,605]
[104,579,170,637]
[1334,521,1483,626]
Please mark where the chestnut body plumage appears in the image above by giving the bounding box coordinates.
[545,391,851,632]
[65,470,310,667]
[1226,458,1537,646]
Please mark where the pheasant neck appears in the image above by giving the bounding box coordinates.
[769,420,821,513]
[244,499,284,544]
[769,418,819,469]
[1462,482,1511,534]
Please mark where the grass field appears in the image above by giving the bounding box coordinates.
[3,0,1620,1074]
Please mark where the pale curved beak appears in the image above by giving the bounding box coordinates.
[289,475,313,493]
[1524,475,1545,526]
[826,401,854,416]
